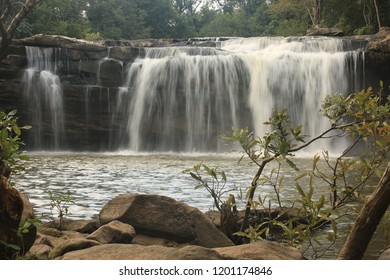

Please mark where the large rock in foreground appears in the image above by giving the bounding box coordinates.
[58,241,303,260]
[99,194,234,248]
[215,241,303,260]
[60,244,223,260]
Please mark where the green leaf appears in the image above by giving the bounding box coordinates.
[190,172,202,181]
[194,183,204,190]
[286,158,299,171]
[295,183,305,198]
[12,124,21,136]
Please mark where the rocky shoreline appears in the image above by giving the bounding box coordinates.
[27,193,303,260]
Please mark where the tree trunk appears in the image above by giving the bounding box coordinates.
[373,0,382,29]
[0,0,42,57]
[338,162,390,259]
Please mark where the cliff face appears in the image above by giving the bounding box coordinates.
[0,34,388,152]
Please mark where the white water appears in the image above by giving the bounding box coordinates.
[221,37,363,154]
[22,37,365,154]
[23,47,65,150]
[116,48,248,151]
[115,37,364,154]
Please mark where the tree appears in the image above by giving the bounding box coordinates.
[22,0,90,39]
[187,85,390,258]
[0,0,42,57]
[135,0,189,38]
[173,0,203,15]
[305,0,322,26]
[339,162,390,259]
[87,0,149,40]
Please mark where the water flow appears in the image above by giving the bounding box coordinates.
[23,47,65,150]
[115,37,364,154]
[221,37,364,154]
[115,48,250,152]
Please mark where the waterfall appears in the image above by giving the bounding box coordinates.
[23,47,66,150]
[115,37,364,153]
[220,37,365,154]
[21,37,365,154]
[114,47,251,152]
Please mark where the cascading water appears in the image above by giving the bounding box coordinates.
[220,37,365,154]
[116,37,364,154]
[23,47,65,150]
[22,37,365,154]
[113,47,251,152]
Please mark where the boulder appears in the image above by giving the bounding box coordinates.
[26,244,52,260]
[99,194,234,248]
[60,218,100,234]
[86,220,136,244]
[215,241,303,260]
[0,175,36,259]
[379,246,390,260]
[132,234,181,248]
[60,244,224,260]
[34,230,87,249]
[49,238,101,259]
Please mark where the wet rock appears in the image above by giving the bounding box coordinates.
[99,194,234,248]
[86,220,135,244]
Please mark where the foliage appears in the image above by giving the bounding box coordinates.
[0,0,42,57]
[184,162,235,212]
[20,0,90,39]
[84,32,103,42]
[47,190,75,231]
[186,85,390,258]
[86,0,150,40]
[0,218,42,259]
[5,0,389,42]
[0,110,31,173]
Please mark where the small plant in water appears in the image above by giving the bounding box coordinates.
[47,190,75,231]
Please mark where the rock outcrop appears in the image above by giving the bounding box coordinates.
[365,27,390,71]
[306,25,344,36]
[99,194,234,248]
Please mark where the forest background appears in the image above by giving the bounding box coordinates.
[11,0,390,41]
